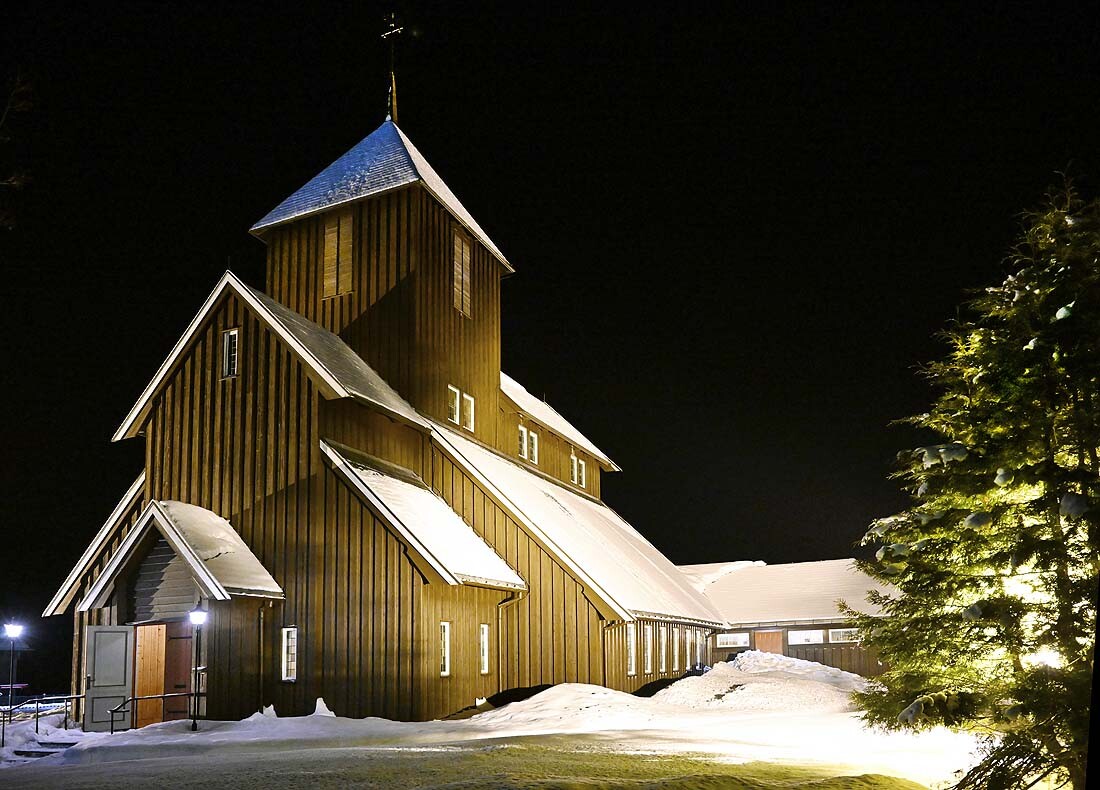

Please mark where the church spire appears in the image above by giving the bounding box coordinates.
[382,12,404,123]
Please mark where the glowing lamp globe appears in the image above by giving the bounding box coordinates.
[188,609,208,626]
[3,624,23,639]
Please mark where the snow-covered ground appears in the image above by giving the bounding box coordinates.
[1,653,979,788]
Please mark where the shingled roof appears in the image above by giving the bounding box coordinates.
[250,119,511,271]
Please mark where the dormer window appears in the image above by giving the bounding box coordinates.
[452,228,472,317]
[323,210,354,298]
[518,426,539,465]
[570,451,578,485]
[221,328,239,379]
[578,459,586,488]
[518,426,528,459]
[570,450,586,488]
[447,385,461,424]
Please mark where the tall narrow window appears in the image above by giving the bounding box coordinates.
[698,629,707,664]
[658,625,668,672]
[518,425,528,459]
[626,623,637,676]
[578,459,587,489]
[221,328,239,378]
[440,621,451,677]
[452,228,472,317]
[461,393,475,431]
[479,623,491,675]
[685,629,695,669]
[323,210,354,297]
[672,627,680,671]
[643,623,654,674]
[528,432,539,465]
[447,386,461,424]
[281,626,297,682]
[570,451,578,484]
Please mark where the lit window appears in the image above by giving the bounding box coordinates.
[788,629,824,645]
[479,623,490,675]
[461,393,475,431]
[529,432,538,464]
[281,626,297,682]
[699,630,707,664]
[672,627,680,671]
[518,426,528,459]
[452,228,471,317]
[716,632,750,648]
[221,328,239,378]
[578,459,587,489]
[570,451,578,485]
[828,628,860,644]
[626,623,636,676]
[323,210,353,297]
[447,386,460,424]
[440,621,451,676]
[643,623,653,674]
[658,625,667,672]
[685,629,695,668]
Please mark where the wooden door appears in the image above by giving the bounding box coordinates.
[82,626,134,732]
[754,630,784,654]
[135,624,166,728]
[163,621,193,720]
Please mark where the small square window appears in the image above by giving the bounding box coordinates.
[221,328,239,379]
[518,425,528,459]
[447,386,461,424]
[281,626,297,682]
[461,393,475,432]
[529,432,539,465]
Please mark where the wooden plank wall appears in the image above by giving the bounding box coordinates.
[603,621,712,692]
[495,401,602,498]
[427,445,606,691]
[706,626,885,678]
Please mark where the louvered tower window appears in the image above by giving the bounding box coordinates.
[453,228,472,317]
[323,210,354,298]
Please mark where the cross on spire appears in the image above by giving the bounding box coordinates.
[382,12,404,123]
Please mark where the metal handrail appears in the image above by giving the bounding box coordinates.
[31,693,84,734]
[108,691,201,735]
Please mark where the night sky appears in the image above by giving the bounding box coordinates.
[3,2,1098,691]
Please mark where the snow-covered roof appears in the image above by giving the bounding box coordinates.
[682,559,892,627]
[43,472,146,617]
[501,373,618,471]
[322,441,525,591]
[114,271,427,441]
[677,561,764,594]
[432,424,723,625]
[250,120,512,272]
[79,500,284,610]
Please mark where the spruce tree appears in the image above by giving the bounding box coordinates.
[851,185,1098,789]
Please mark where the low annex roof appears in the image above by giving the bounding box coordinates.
[250,120,512,272]
[78,500,284,611]
[114,271,427,441]
[501,373,618,471]
[322,441,525,591]
[433,424,724,625]
[681,558,892,627]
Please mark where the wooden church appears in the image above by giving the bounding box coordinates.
[44,113,726,730]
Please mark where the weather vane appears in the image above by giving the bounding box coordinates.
[382,12,404,123]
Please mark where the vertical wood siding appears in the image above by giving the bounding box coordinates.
[495,401,602,498]
[603,621,712,692]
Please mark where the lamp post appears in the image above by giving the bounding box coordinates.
[188,608,207,732]
[2,623,23,748]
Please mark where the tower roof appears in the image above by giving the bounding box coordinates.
[251,120,512,271]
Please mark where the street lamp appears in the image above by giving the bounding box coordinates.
[2,623,23,748]
[188,608,206,732]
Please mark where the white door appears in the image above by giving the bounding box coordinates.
[83,626,134,732]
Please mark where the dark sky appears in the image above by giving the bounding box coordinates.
[2,2,1099,690]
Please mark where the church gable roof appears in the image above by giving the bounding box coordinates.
[113,271,427,441]
[250,120,512,271]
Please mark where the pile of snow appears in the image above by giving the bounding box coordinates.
[0,714,88,766]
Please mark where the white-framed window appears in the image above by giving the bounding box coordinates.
[626,623,637,676]
[280,626,298,682]
[672,626,680,671]
[787,629,825,645]
[658,625,668,672]
[447,385,461,424]
[578,459,587,489]
[440,621,451,676]
[461,393,475,431]
[570,451,578,484]
[828,628,860,643]
[685,629,695,668]
[453,227,472,317]
[715,632,751,648]
[221,328,239,378]
[518,425,528,459]
[479,623,491,675]
[643,623,653,674]
[698,629,707,664]
[529,432,539,465]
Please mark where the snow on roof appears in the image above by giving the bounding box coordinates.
[433,424,723,625]
[677,561,764,594]
[250,120,512,272]
[682,559,892,626]
[322,441,524,591]
[114,271,427,441]
[78,501,283,610]
[500,373,618,471]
